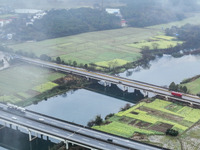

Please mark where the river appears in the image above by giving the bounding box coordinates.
[1,54,200,150]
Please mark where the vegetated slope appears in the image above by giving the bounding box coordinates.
[119,0,200,27]
[181,75,200,95]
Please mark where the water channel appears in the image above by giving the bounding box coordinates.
[1,54,200,150]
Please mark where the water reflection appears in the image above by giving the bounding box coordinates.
[120,55,200,86]
[26,89,138,126]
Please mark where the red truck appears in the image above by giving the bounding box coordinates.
[171,91,182,98]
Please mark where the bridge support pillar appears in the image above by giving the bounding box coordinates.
[9,124,12,129]
[104,81,107,87]
[165,96,168,100]
[65,140,69,150]
[123,86,128,92]
[41,134,43,139]
[86,76,90,80]
[143,90,148,97]
[28,130,32,142]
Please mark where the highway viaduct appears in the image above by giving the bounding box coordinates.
[0,103,165,150]
[15,55,200,106]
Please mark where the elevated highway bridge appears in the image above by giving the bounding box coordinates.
[0,103,164,150]
[16,56,200,106]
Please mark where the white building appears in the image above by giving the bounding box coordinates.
[105,8,121,17]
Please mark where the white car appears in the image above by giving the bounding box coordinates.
[12,116,17,120]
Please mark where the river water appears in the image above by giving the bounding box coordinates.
[119,54,200,86]
[1,54,200,150]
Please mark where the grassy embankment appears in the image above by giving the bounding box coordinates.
[0,63,81,106]
[93,99,200,138]
[181,75,200,95]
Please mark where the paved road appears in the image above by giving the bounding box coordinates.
[0,103,164,150]
[16,56,200,105]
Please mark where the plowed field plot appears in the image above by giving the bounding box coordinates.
[93,99,200,138]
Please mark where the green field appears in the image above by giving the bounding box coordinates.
[93,99,200,138]
[0,64,65,104]
[182,77,200,95]
[126,35,183,50]
[8,28,161,67]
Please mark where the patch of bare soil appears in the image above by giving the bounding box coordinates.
[130,111,139,115]
[148,123,173,133]
[132,133,147,141]
[26,89,40,97]
[119,116,132,123]
[135,121,152,128]
[138,106,183,122]
[129,120,137,126]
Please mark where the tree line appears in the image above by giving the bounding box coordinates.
[166,24,200,49]
[118,0,195,27]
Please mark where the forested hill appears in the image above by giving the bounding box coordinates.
[119,0,199,27]
[6,8,121,41]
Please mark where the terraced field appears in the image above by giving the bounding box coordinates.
[93,99,200,138]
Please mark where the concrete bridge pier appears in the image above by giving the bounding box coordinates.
[9,124,12,129]
[86,76,90,80]
[123,86,128,92]
[28,130,32,142]
[141,90,148,97]
[65,140,69,150]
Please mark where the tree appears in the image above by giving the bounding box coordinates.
[166,128,179,136]
[94,115,103,126]
[84,64,88,69]
[169,82,176,91]
[73,61,77,66]
[182,86,188,93]
[87,120,95,127]
[56,57,61,63]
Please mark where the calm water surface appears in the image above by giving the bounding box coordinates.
[119,55,200,86]
[26,89,132,125]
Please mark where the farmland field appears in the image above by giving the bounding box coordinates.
[8,28,161,67]
[0,64,65,104]
[93,99,200,138]
[126,35,183,50]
